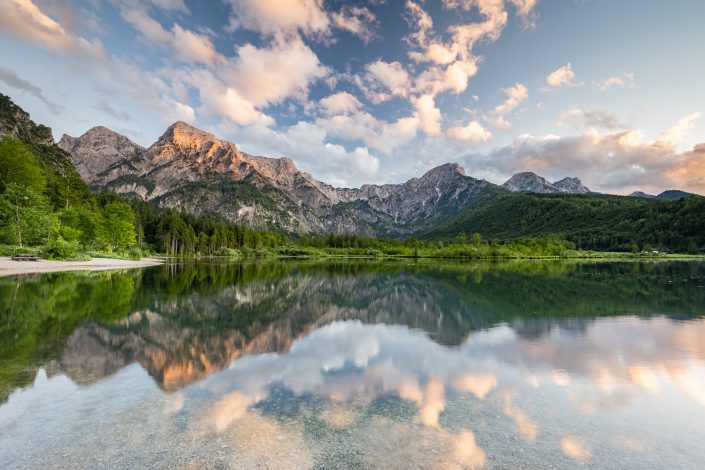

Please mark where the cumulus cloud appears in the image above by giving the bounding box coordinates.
[0,0,105,58]
[545,63,582,88]
[226,35,329,107]
[492,83,528,116]
[557,108,627,130]
[595,72,635,91]
[224,0,330,37]
[655,112,702,148]
[319,92,363,116]
[0,67,63,114]
[414,94,442,137]
[224,0,379,43]
[447,120,492,142]
[464,113,705,194]
[359,60,411,103]
[316,111,419,155]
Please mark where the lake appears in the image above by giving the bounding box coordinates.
[1,260,705,469]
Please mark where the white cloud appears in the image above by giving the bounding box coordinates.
[320,92,363,116]
[330,6,379,43]
[360,60,410,103]
[316,111,419,155]
[224,0,330,37]
[545,63,582,88]
[0,0,105,58]
[414,94,442,137]
[465,114,705,194]
[595,72,635,91]
[656,112,702,148]
[447,120,492,142]
[122,9,223,66]
[493,83,528,116]
[227,35,329,107]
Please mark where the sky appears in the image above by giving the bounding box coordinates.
[1,0,704,194]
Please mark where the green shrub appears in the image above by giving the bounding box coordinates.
[214,246,242,257]
[42,236,88,260]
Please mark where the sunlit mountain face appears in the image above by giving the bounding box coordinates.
[2,260,705,468]
[1,1,704,194]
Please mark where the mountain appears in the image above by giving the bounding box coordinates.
[502,171,590,194]
[629,189,694,201]
[59,122,500,235]
[424,191,705,252]
[0,93,89,207]
[628,191,656,199]
[655,190,694,201]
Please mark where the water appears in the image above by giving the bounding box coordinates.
[1,260,705,469]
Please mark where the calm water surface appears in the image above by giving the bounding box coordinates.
[1,260,705,469]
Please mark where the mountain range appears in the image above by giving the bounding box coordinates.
[55,119,639,236]
[1,93,700,241]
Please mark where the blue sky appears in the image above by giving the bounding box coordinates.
[1,0,704,193]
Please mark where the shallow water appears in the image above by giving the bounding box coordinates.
[1,260,705,469]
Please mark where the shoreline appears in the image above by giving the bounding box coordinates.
[0,257,163,278]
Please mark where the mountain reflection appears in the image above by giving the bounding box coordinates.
[2,260,705,468]
[1,260,705,399]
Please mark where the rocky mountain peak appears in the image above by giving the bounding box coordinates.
[553,177,590,194]
[420,163,467,181]
[502,172,554,193]
[158,121,233,152]
[503,172,591,194]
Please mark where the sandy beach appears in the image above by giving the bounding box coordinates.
[0,256,163,277]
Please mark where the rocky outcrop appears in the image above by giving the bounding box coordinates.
[59,122,500,235]
[58,126,145,182]
[502,172,591,194]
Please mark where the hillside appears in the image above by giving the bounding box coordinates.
[0,94,89,208]
[424,192,705,252]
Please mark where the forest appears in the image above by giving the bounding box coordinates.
[1,132,703,260]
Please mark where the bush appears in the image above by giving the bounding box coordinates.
[0,245,41,256]
[42,236,88,260]
[214,246,242,257]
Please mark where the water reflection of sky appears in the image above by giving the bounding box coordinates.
[2,315,705,469]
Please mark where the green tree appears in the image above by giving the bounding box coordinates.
[0,137,46,194]
[0,183,53,247]
[97,202,136,251]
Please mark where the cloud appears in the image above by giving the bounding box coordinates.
[224,0,330,37]
[359,60,410,103]
[493,83,528,116]
[545,63,582,88]
[0,0,105,58]
[414,94,442,137]
[148,0,189,13]
[316,111,419,155]
[319,92,363,116]
[330,5,379,43]
[447,120,492,142]
[122,8,223,66]
[595,72,635,91]
[655,112,702,148]
[465,114,705,194]
[0,66,63,114]
[93,100,130,120]
[557,108,627,130]
[229,36,328,108]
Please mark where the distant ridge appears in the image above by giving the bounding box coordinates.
[502,172,591,194]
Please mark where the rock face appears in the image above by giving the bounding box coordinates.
[59,122,499,235]
[58,126,144,182]
[502,172,591,194]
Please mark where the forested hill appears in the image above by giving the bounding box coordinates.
[0,94,89,208]
[423,192,705,253]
